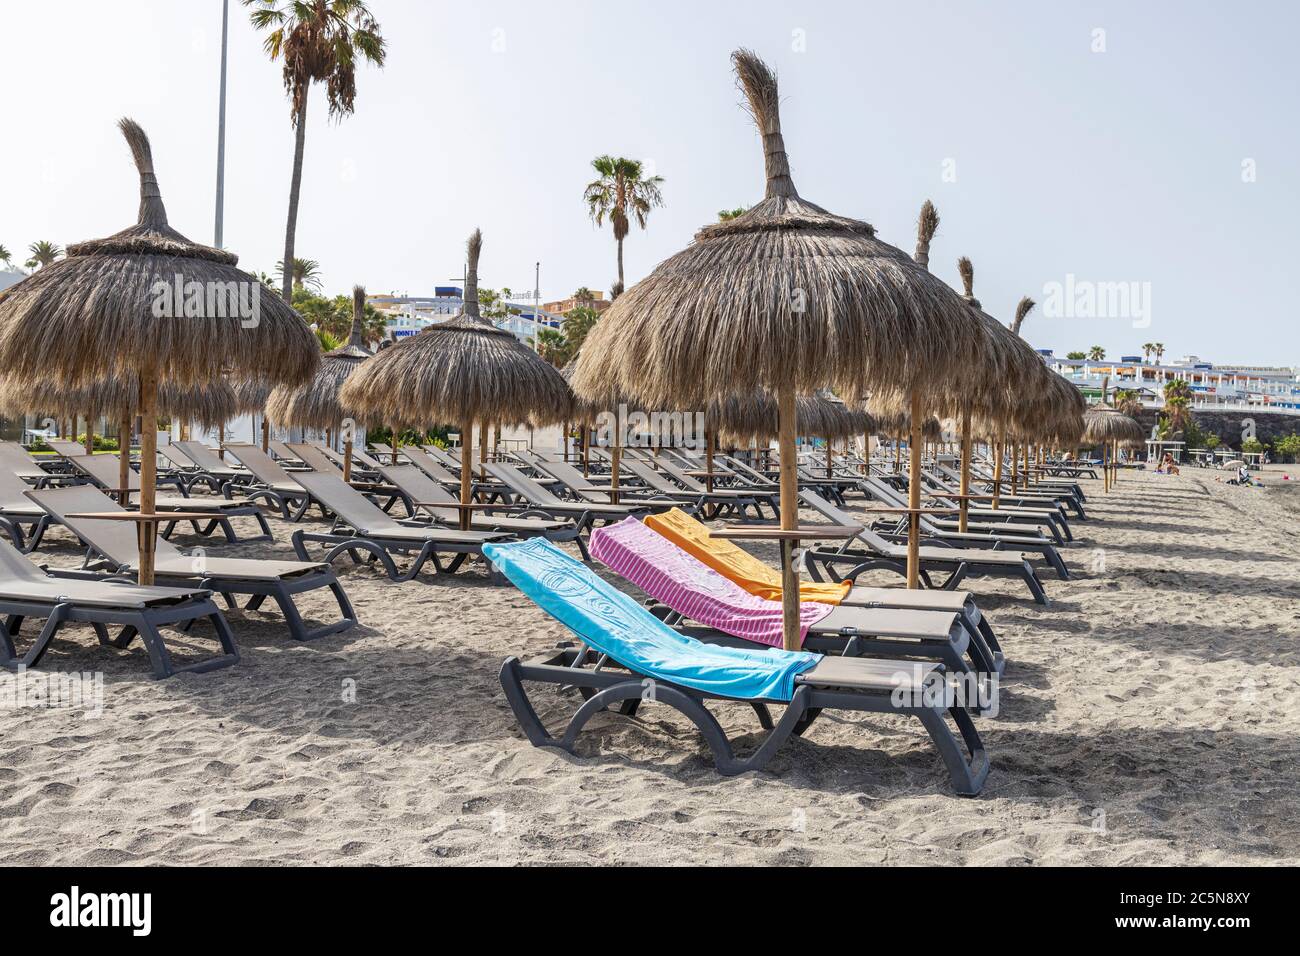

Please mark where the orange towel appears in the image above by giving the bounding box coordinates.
[643,508,851,605]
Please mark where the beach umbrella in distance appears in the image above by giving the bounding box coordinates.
[574,51,989,647]
[0,374,240,502]
[0,119,317,583]
[340,229,573,529]
[1084,406,1143,492]
[230,375,275,451]
[267,286,373,481]
[712,390,873,479]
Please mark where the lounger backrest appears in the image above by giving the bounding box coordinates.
[70,453,140,491]
[286,443,339,474]
[0,468,40,507]
[349,446,384,470]
[483,537,820,702]
[403,447,459,484]
[269,440,301,462]
[0,442,51,480]
[377,464,457,510]
[619,458,679,493]
[421,446,462,470]
[590,517,832,648]
[158,444,197,469]
[46,439,88,458]
[653,458,706,492]
[369,443,393,456]
[0,534,46,582]
[288,472,402,534]
[529,456,592,490]
[223,443,293,487]
[796,489,897,555]
[26,484,187,566]
[175,442,232,473]
[483,462,562,507]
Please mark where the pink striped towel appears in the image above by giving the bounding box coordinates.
[589,517,833,648]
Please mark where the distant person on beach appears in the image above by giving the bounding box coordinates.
[1159,452,1180,476]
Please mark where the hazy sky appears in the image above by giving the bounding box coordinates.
[3,0,1297,365]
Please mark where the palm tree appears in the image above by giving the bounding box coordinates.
[1088,345,1106,361]
[583,155,664,291]
[0,244,11,269]
[572,286,596,307]
[535,328,570,367]
[314,327,342,351]
[561,305,601,356]
[1114,388,1143,418]
[718,207,748,221]
[276,257,324,292]
[1008,296,1035,337]
[243,0,386,304]
[1153,342,1166,364]
[24,240,63,270]
[1161,378,1193,435]
[1141,342,1155,363]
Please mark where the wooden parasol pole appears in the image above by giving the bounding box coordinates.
[959,407,972,533]
[906,393,923,589]
[84,411,95,455]
[992,439,1003,510]
[342,432,354,483]
[705,428,716,493]
[260,416,269,452]
[610,443,621,505]
[136,369,159,585]
[777,385,800,651]
[392,424,401,465]
[459,421,473,530]
[118,416,133,506]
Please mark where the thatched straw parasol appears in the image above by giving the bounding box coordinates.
[0,119,317,582]
[267,286,373,480]
[711,389,874,479]
[340,229,573,528]
[572,51,989,648]
[1084,406,1143,492]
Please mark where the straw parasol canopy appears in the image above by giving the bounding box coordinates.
[266,286,373,432]
[573,53,990,413]
[340,229,573,526]
[710,390,872,445]
[0,118,318,584]
[1083,407,1144,444]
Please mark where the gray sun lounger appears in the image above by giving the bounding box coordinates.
[851,478,1070,579]
[376,464,586,554]
[798,489,1051,605]
[491,540,988,795]
[171,441,253,492]
[287,471,514,581]
[865,475,1069,546]
[0,468,56,552]
[935,463,1086,518]
[65,453,273,543]
[28,485,356,643]
[0,442,61,487]
[44,439,90,459]
[223,442,341,520]
[0,536,238,679]
[483,461,673,530]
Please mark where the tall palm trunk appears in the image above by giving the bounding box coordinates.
[616,237,625,290]
[281,92,309,304]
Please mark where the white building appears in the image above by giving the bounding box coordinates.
[368,287,563,347]
[1041,350,1300,410]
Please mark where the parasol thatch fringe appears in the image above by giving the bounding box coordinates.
[0,374,238,430]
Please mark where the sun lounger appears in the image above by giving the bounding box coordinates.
[590,517,1000,683]
[0,537,238,679]
[222,442,339,520]
[483,461,676,529]
[28,485,356,642]
[616,457,765,520]
[796,490,1050,604]
[864,475,1069,545]
[643,507,1005,668]
[934,463,1086,518]
[843,479,1070,578]
[0,468,56,552]
[490,538,989,795]
[173,441,253,490]
[0,441,60,487]
[286,471,514,581]
[376,463,584,550]
[65,453,273,542]
[44,439,90,459]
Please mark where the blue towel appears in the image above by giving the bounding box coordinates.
[485,538,821,702]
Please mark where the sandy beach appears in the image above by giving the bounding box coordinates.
[1,466,1297,866]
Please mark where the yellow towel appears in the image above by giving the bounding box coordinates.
[643,508,851,605]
